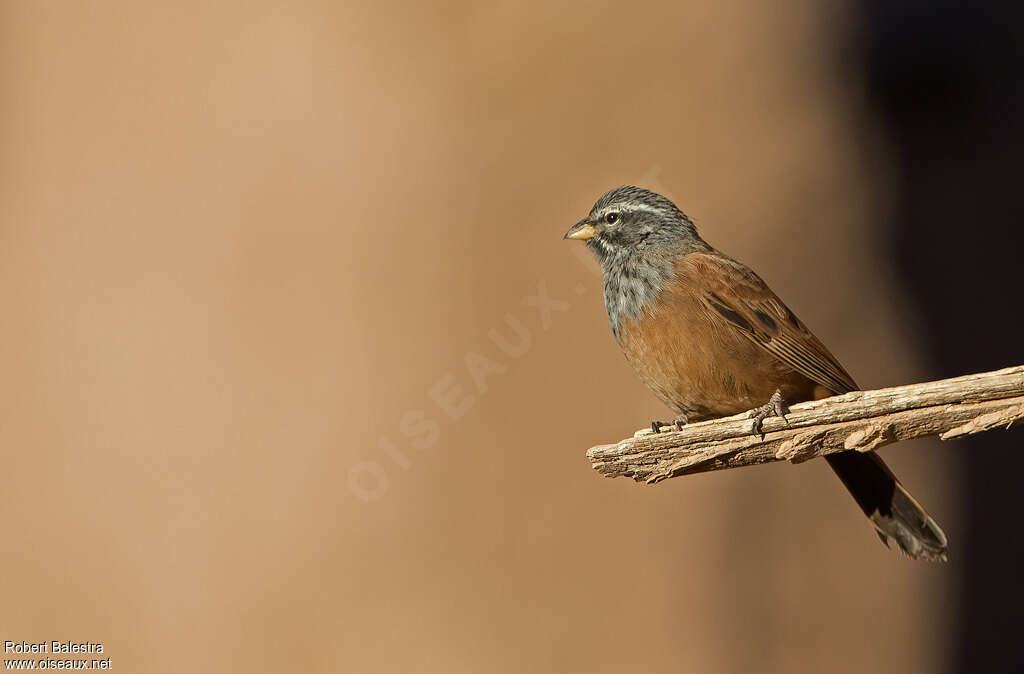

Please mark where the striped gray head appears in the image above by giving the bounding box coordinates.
[563,186,703,264]
[564,186,709,338]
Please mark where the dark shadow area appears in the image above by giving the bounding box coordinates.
[862,2,1024,670]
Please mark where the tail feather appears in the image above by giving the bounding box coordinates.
[825,450,947,561]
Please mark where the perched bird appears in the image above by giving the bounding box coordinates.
[565,185,947,561]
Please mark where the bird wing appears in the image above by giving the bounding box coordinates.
[685,251,858,395]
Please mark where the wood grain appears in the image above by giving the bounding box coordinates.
[586,365,1024,484]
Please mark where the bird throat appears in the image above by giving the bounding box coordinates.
[596,247,674,340]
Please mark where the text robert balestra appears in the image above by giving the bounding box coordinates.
[5,641,104,654]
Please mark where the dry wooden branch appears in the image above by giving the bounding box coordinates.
[587,365,1024,484]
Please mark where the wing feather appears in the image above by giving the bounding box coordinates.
[688,252,858,395]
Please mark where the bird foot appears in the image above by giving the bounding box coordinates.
[651,415,689,434]
[748,389,789,438]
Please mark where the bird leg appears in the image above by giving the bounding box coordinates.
[651,415,689,434]
[748,389,789,438]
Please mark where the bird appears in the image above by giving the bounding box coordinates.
[564,185,947,561]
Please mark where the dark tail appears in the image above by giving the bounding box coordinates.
[825,450,947,561]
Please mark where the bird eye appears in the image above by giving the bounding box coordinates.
[606,212,620,224]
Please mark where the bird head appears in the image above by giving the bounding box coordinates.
[563,186,702,261]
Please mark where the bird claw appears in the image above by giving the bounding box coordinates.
[651,415,689,434]
[748,389,789,438]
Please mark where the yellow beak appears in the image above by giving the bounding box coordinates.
[564,220,597,240]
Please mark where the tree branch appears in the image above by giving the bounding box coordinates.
[586,365,1024,484]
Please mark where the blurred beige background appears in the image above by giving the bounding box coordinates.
[0,2,954,672]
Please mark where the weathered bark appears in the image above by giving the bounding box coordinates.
[586,365,1024,484]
